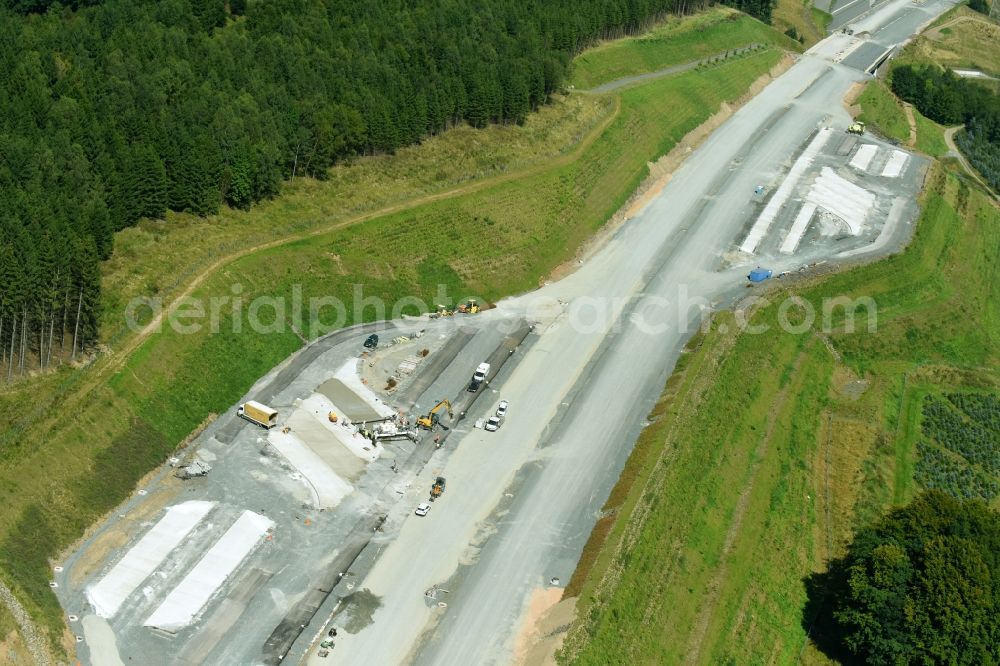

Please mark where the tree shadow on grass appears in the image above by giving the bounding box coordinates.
[801,559,856,664]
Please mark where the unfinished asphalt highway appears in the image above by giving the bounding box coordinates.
[306,1,955,664]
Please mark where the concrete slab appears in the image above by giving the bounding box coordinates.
[316,377,384,422]
[298,393,382,462]
[333,360,396,420]
[80,615,125,666]
[144,510,274,632]
[85,501,214,618]
[174,568,273,665]
[286,408,367,483]
[267,429,353,509]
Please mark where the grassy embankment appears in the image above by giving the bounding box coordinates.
[558,165,998,664]
[569,7,797,89]
[854,80,913,144]
[851,79,947,156]
[559,13,998,662]
[0,12,796,656]
[771,0,831,47]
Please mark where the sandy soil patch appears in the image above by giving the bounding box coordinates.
[66,479,183,589]
[512,587,577,666]
[0,628,30,666]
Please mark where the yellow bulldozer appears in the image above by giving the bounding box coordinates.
[457,299,480,314]
[417,399,452,429]
[430,476,446,501]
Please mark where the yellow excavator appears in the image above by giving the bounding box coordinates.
[847,121,865,135]
[435,304,454,317]
[417,399,452,429]
[457,299,480,314]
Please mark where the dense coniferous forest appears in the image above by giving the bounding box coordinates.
[891,64,1000,192]
[0,0,775,379]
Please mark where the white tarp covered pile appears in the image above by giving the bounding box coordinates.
[848,143,878,171]
[881,150,909,177]
[805,167,875,235]
[86,501,215,618]
[144,510,274,632]
[740,127,833,254]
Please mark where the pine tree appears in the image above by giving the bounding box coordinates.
[133,144,168,220]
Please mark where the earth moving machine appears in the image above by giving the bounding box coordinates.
[433,304,454,317]
[847,121,865,135]
[468,362,490,392]
[417,400,452,429]
[238,400,278,429]
[430,476,446,501]
[175,460,211,480]
[458,299,480,314]
[365,422,419,443]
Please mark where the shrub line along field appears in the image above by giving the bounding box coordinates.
[0,10,797,658]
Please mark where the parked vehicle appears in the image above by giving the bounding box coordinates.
[237,401,278,429]
[496,400,509,418]
[747,267,773,283]
[415,503,431,516]
[468,362,490,392]
[485,415,503,432]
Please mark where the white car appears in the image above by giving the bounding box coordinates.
[496,400,509,418]
[415,503,431,516]
[485,416,503,432]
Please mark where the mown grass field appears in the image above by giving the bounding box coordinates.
[569,7,798,89]
[0,11,794,654]
[558,166,998,664]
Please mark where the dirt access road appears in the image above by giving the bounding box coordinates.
[302,1,957,665]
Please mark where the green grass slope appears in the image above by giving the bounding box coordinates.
[570,7,798,89]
